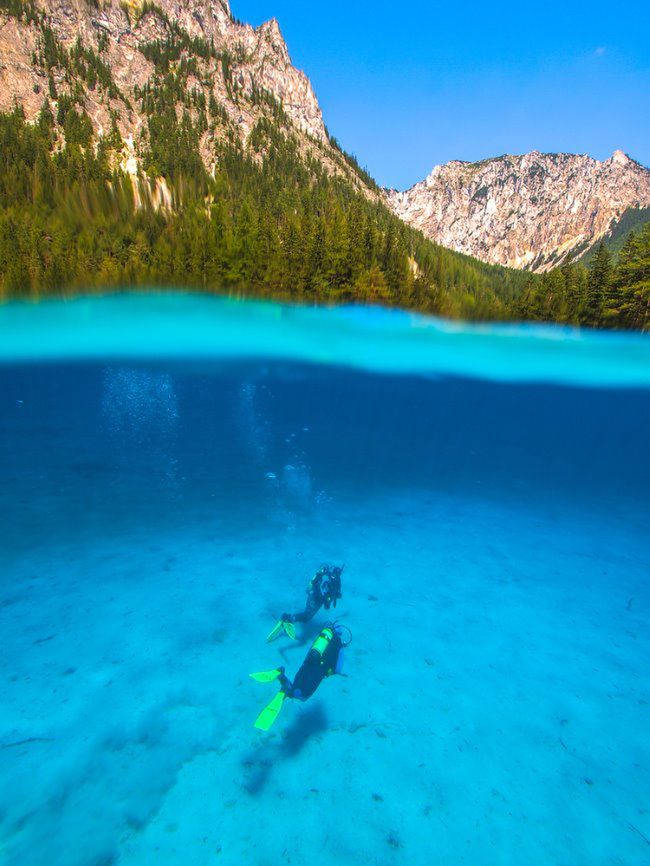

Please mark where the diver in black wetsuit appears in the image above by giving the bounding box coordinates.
[250,623,351,730]
[266,564,343,641]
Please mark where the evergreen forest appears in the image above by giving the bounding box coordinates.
[1,104,648,329]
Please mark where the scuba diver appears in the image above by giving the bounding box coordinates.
[266,564,343,642]
[250,622,352,730]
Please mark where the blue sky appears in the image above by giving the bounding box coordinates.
[233,0,650,189]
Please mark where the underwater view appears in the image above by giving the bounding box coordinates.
[1,295,649,866]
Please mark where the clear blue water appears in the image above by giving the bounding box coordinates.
[1,295,649,866]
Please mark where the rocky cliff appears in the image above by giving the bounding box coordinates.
[0,0,369,187]
[387,150,650,272]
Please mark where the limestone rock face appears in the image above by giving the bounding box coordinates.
[246,17,325,144]
[0,0,338,177]
[387,151,650,271]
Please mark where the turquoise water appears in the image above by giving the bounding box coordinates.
[1,295,649,866]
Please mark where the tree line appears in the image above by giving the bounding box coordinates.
[513,232,650,331]
[0,101,647,328]
[0,105,529,319]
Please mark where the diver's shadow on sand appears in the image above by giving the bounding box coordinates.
[240,703,328,796]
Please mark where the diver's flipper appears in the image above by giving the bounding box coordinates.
[249,669,282,683]
[266,620,285,642]
[267,619,297,641]
[254,691,286,731]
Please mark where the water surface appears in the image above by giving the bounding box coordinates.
[1,295,649,866]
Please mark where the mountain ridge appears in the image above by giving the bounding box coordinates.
[0,0,376,190]
[387,149,650,273]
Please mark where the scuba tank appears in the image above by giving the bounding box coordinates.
[306,622,352,672]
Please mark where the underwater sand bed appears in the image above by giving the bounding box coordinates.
[1,491,648,866]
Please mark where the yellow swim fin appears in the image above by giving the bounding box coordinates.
[266,620,285,642]
[283,621,296,640]
[254,691,286,731]
[249,669,282,683]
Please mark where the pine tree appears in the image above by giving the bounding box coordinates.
[584,242,611,327]
[560,260,587,323]
[614,226,650,330]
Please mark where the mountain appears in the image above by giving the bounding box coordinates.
[0,0,536,318]
[387,150,650,273]
[0,1,647,330]
[0,0,535,317]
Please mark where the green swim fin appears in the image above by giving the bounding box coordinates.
[254,691,286,731]
[266,620,285,642]
[267,619,296,641]
[250,668,282,683]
